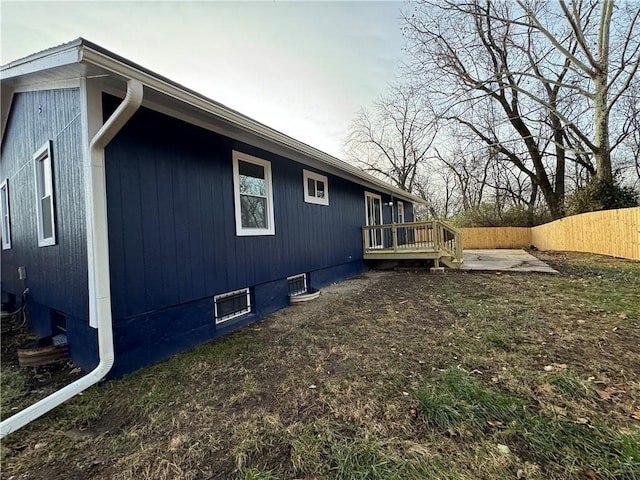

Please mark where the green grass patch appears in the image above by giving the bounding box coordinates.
[0,367,27,411]
[549,371,594,401]
[239,467,279,480]
[417,368,640,479]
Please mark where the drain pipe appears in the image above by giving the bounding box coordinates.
[0,79,143,438]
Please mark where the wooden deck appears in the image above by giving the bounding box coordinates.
[362,220,464,268]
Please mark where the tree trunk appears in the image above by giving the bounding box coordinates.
[593,72,613,184]
[594,0,614,185]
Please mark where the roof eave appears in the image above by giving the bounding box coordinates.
[1,39,83,81]
[76,42,425,204]
[1,38,425,205]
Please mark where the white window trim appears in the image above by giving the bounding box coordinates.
[303,169,329,206]
[397,201,405,223]
[232,150,275,236]
[287,273,308,296]
[33,141,56,247]
[1,179,11,250]
[214,287,251,324]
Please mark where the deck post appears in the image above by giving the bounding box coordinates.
[362,227,368,253]
[392,224,398,252]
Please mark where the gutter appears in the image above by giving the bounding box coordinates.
[0,79,143,439]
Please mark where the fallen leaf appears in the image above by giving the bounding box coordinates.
[618,312,627,319]
[631,411,640,421]
[496,444,510,454]
[597,389,612,401]
[582,469,597,480]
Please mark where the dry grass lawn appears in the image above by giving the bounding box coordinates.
[1,251,639,479]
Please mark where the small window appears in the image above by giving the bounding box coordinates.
[214,288,251,324]
[303,170,329,206]
[232,151,275,236]
[287,273,308,296]
[33,141,56,247]
[397,201,405,223]
[1,179,11,249]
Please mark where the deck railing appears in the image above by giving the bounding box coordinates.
[362,220,463,265]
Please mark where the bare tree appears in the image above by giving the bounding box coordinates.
[516,0,640,185]
[403,0,640,218]
[345,84,438,195]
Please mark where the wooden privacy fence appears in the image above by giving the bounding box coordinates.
[459,207,640,260]
[460,227,531,249]
[531,207,640,260]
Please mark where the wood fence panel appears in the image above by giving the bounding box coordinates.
[531,207,640,260]
[460,227,532,249]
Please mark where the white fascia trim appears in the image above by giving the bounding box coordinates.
[1,44,81,80]
[78,46,425,205]
[232,150,276,236]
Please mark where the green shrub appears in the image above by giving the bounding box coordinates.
[450,203,550,227]
[566,178,639,215]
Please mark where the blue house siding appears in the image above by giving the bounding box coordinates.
[0,88,98,370]
[103,99,394,375]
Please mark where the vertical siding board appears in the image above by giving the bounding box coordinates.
[103,100,402,319]
[186,157,206,299]
[105,147,128,319]
[139,148,164,309]
[155,152,179,305]
[120,146,147,314]
[198,155,217,294]
[0,88,87,320]
[171,155,194,303]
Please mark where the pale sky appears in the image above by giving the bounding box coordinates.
[1,1,410,158]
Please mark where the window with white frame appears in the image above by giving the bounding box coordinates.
[33,141,56,246]
[214,288,251,324]
[397,201,405,223]
[287,273,308,296]
[1,179,11,249]
[303,169,329,206]
[232,151,275,236]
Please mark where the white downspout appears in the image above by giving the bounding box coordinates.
[0,79,143,439]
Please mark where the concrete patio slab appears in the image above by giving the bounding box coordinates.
[460,249,559,274]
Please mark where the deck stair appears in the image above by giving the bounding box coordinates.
[362,220,463,268]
